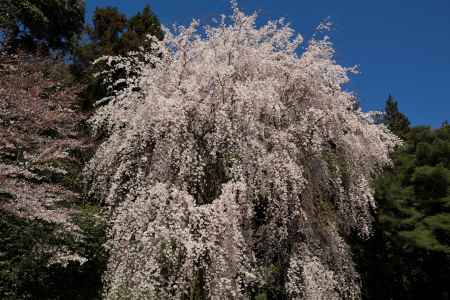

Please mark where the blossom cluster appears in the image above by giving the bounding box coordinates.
[85,3,399,299]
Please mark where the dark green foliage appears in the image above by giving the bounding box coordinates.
[384,95,411,138]
[75,5,163,64]
[89,7,126,53]
[251,264,288,300]
[354,122,450,300]
[0,0,85,54]
[74,7,127,70]
[0,1,17,47]
[72,6,127,109]
[70,205,108,273]
[120,5,165,55]
[352,227,450,300]
[73,5,164,109]
[0,206,107,300]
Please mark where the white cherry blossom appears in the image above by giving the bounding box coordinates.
[85,3,399,299]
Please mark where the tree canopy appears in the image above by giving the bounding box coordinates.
[0,2,448,299]
[73,4,164,109]
[85,5,398,299]
[355,117,450,300]
[0,0,85,54]
[384,94,411,138]
[378,123,450,249]
[74,5,164,70]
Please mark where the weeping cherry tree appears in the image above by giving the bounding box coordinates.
[85,3,399,299]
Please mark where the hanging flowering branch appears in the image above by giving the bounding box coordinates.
[85,2,399,299]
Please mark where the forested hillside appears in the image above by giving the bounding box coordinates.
[0,1,448,299]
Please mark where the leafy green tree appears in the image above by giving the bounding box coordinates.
[354,122,450,300]
[384,94,411,138]
[0,0,85,54]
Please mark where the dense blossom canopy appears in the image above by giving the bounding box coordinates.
[86,3,399,299]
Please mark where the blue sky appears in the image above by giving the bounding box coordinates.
[86,0,449,127]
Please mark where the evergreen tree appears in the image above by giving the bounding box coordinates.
[119,5,164,55]
[384,94,410,138]
[355,122,450,300]
[74,6,127,71]
[74,5,163,71]
[73,5,164,109]
[0,0,85,54]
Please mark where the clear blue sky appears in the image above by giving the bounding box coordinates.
[86,0,449,127]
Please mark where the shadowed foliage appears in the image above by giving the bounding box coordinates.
[354,119,450,300]
[0,0,85,54]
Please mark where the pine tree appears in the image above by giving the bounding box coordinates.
[88,7,127,56]
[74,5,163,71]
[73,5,164,109]
[119,5,164,55]
[356,123,450,300]
[384,94,410,138]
